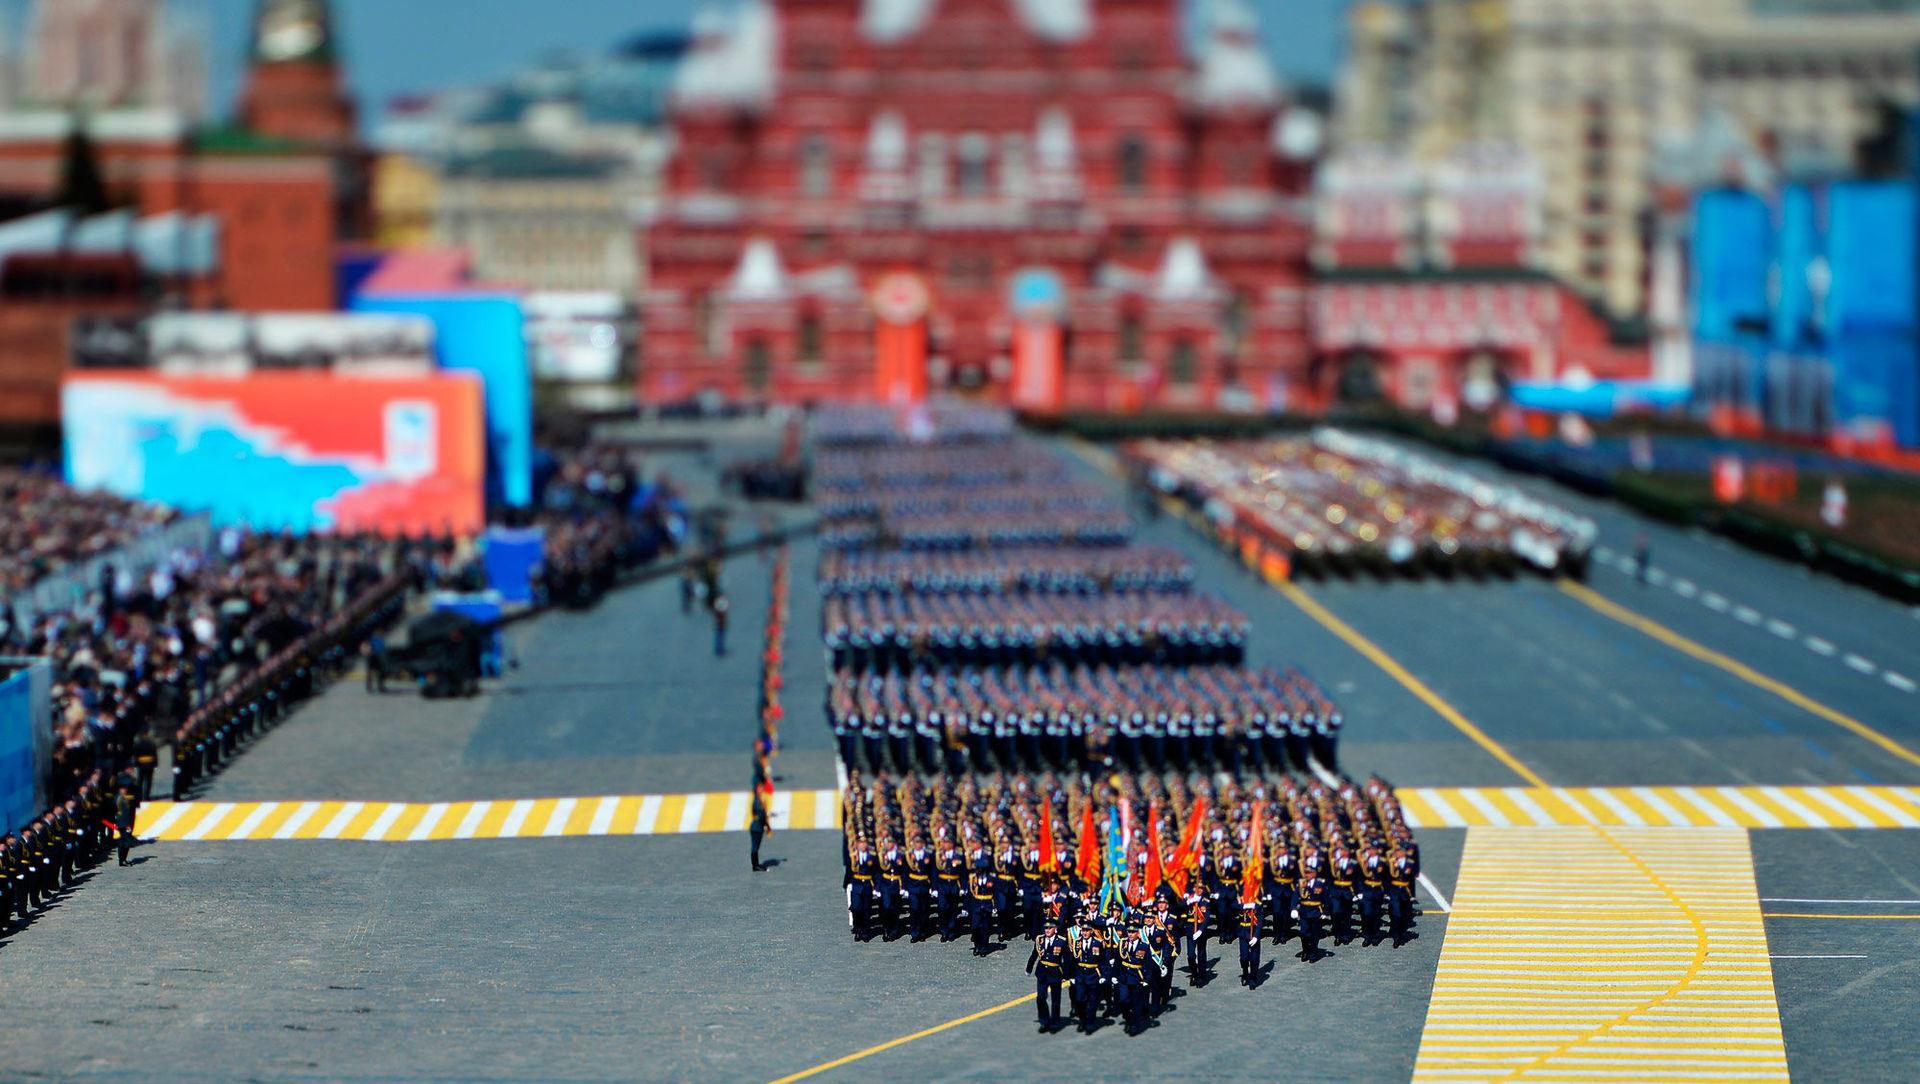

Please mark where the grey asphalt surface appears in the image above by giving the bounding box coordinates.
[0,435,1915,1081]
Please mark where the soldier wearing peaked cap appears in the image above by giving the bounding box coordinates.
[1026,919,1070,1031]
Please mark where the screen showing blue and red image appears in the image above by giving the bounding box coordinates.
[62,371,486,535]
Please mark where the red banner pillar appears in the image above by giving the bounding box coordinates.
[1011,320,1063,411]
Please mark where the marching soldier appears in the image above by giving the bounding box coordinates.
[936,839,964,941]
[992,836,1021,941]
[1237,898,1262,986]
[1025,919,1070,1031]
[1068,924,1106,1032]
[968,867,998,956]
[1297,870,1329,961]
[1359,844,1387,945]
[1117,924,1159,1035]
[878,839,905,940]
[848,837,877,941]
[1183,884,1211,982]
[1146,906,1177,1012]
[1387,847,1417,944]
[1329,846,1358,944]
[904,838,933,941]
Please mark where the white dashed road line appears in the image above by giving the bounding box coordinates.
[1598,552,1912,693]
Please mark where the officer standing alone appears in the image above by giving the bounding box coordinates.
[749,786,771,872]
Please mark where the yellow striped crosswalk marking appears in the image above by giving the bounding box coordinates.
[128,785,1920,843]
[1414,826,1789,1083]
[134,790,846,842]
[1390,786,1920,829]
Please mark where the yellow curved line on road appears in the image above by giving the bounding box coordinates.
[1558,581,1920,770]
[1488,825,1717,1083]
[1277,580,1550,788]
[766,994,1031,1084]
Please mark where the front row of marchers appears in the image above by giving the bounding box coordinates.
[171,575,410,799]
[843,773,1421,1035]
[828,664,1342,776]
[1,770,142,933]
[824,591,1250,671]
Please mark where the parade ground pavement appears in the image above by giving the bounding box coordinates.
[2,439,1918,1081]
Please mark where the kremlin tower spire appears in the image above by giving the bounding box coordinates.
[237,0,355,147]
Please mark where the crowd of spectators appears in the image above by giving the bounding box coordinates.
[524,445,684,608]
[0,467,179,595]
[1,528,447,804]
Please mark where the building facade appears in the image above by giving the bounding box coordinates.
[0,0,357,424]
[13,0,207,119]
[1336,0,1920,320]
[436,148,642,293]
[639,0,1321,410]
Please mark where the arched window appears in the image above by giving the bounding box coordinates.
[744,339,771,392]
[1119,312,1144,364]
[801,135,832,199]
[957,133,992,197]
[798,312,823,367]
[1169,338,1198,386]
[1118,135,1148,193]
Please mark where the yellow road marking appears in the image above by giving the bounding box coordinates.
[382,803,430,841]
[1560,581,1920,770]
[766,994,1031,1084]
[135,790,848,841]
[1413,826,1788,1083]
[1277,580,1548,788]
[133,785,1920,841]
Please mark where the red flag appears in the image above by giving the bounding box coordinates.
[1166,795,1208,895]
[1075,799,1100,888]
[1141,801,1165,902]
[1039,801,1059,875]
[1241,801,1266,906]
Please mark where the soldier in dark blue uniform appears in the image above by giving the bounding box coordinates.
[1183,885,1211,983]
[936,840,964,941]
[1117,925,1159,1035]
[1147,904,1177,1011]
[1359,844,1387,945]
[1237,899,1262,986]
[847,837,877,941]
[1387,847,1417,945]
[1329,845,1358,944]
[1025,919,1070,1031]
[904,838,933,941]
[968,868,997,956]
[1297,870,1328,961]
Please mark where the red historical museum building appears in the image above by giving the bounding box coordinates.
[640,0,1325,411]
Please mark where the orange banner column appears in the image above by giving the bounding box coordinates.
[1011,320,1063,411]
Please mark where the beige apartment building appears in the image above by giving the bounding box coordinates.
[1337,0,1920,319]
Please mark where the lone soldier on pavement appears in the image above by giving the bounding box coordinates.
[114,787,138,866]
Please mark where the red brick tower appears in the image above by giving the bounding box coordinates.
[236,0,355,148]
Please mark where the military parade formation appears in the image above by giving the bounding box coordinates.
[827,664,1341,776]
[813,406,1418,1035]
[1127,428,1597,579]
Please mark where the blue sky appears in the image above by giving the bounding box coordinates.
[2,1,1346,123]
